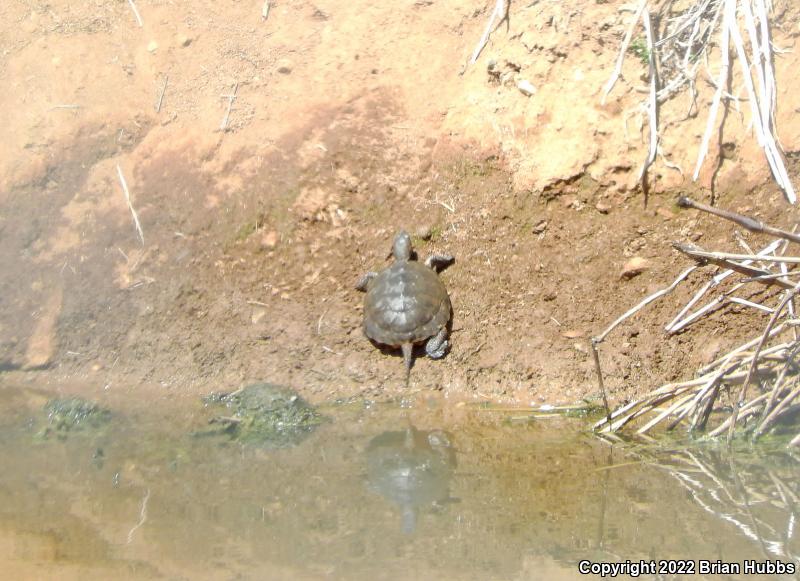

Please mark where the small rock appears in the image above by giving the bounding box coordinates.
[276,59,293,74]
[562,329,584,339]
[416,225,433,240]
[260,230,279,249]
[595,200,611,214]
[517,79,536,96]
[177,34,192,47]
[656,207,676,220]
[147,40,159,53]
[532,220,548,234]
[620,257,650,280]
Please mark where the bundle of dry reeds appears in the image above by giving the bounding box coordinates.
[602,0,795,202]
[593,199,800,445]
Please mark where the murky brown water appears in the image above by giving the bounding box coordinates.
[0,385,798,580]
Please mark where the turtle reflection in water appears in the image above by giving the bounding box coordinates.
[366,426,457,533]
[204,383,323,447]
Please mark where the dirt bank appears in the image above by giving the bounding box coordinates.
[2,0,800,407]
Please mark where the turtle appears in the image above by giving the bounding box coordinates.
[356,230,454,385]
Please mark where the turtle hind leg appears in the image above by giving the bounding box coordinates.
[355,271,378,291]
[425,328,449,359]
[402,342,413,387]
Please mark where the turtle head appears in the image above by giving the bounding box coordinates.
[392,230,412,261]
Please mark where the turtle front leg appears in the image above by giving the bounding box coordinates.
[355,271,378,292]
[424,254,455,272]
[425,328,449,359]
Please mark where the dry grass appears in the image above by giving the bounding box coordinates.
[593,198,800,445]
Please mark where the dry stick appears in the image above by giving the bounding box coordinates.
[156,75,168,113]
[728,296,774,313]
[699,324,787,374]
[683,359,742,432]
[469,0,508,65]
[601,0,647,104]
[756,380,800,438]
[666,278,713,332]
[676,248,800,265]
[589,340,611,422]
[220,82,238,132]
[262,0,270,20]
[709,392,773,437]
[638,6,658,195]
[678,196,800,244]
[590,266,695,424]
[727,284,800,443]
[607,386,697,432]
[728,0,795,202]
[693,0,730,180]
[744,271,800,282]
[637,392,696,434]
[672,242,794,289]
[741,0,768,124]
[126,0,143,27]
[116,164,145,246]
[595,266,696,343]
[755,0,777,123]
[654,0,714,48]
[693,383,720,432]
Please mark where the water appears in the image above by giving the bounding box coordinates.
[0,385,798,580]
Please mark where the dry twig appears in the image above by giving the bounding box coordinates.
[116,164,145,246]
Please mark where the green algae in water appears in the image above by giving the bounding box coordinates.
[203,383,324,447]
[38,397,111,440]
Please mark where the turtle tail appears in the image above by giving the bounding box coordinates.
[402,343,413,387]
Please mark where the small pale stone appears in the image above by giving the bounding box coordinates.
[532,220,548,234]
[177,34,192,47]
[276,59,293,74]
[416,225,433,240]
[260,230,279,249]
[147,40,159,53]
[562,329,584,339]
[573,342,588,354]
[517,79,536,96]
[620,256,650,280]
[595,200,611,214]
[656,207,676,220]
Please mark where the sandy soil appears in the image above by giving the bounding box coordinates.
[2,0,800,407]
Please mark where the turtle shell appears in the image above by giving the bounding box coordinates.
[363,260,451,347]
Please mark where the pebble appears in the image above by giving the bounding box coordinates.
[620,256,650,280]
[595,200,611,214]
[517,79,536,96]
[260,230,279,249]
[532,220,548,234]
[147,40,159,53]
[415,225,433,240]
[276,59,293,74]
